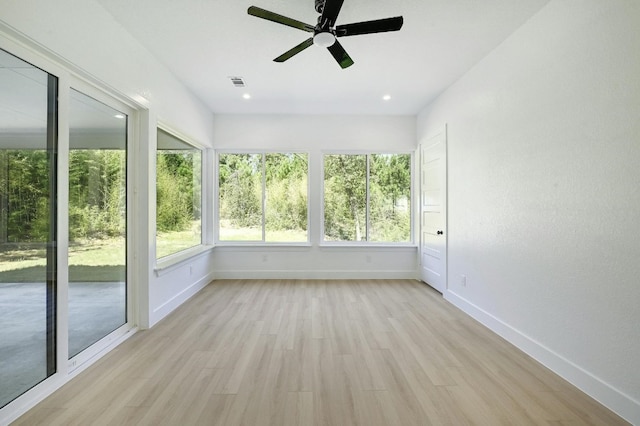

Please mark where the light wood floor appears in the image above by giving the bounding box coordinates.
[15,279,627,425]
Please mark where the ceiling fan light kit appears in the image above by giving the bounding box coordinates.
[313,32,336,48]
[248,0,403,69]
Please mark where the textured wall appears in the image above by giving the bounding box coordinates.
[417,1,640,422]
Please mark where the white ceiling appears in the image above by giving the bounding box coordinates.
[94,0,550,115]
[0,0,547,120]
[0,49,127,134]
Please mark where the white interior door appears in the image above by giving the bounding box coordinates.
[420,129,447,293]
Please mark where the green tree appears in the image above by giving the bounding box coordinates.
[324,154,367,241]
[156,151,198,232]
[369,154,411,242]
[219,154,262,228]
[265,153,308,233]
[68,150,126,240]
[323,153,411,242]
[6,150,50,242]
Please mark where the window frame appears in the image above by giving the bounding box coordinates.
[321,150,414,246]
[155,123,207,264]
[215,150,310,246]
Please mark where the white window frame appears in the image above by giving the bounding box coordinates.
[215,150,310,246]
[321,151,414,246]
[155,123,211,270]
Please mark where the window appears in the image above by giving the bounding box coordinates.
[156,128,202,259]
[323,153,411,243]
[218,153,308,242]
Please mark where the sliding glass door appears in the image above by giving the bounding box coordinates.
[68,89,127,358]
[0,47,133,409]
[0,49,57,408]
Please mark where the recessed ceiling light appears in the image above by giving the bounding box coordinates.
[243,93,251,100]
[382,95,391,101]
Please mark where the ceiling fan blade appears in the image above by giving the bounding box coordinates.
[319,0,344,28]
[327,40,354,69]
[336,16,404,37]
[248,6,315,32]
[274,38,314,62]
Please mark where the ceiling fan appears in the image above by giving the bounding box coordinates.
[247,0,403,69]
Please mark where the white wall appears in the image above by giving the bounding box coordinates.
[417,0,639,422]
[0,0,215,327]
[212,114,418,279]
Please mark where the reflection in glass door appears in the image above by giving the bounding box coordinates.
[0,49,57,408]
[68,89,127,358]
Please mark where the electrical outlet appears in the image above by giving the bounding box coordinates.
[262,254,268,262]
[461,274,467,287]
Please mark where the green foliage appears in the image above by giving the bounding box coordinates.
[265,154,308,233]
[219,154,263,229]
[369,154,411,242]
[324,154,411,242]
[218,152,410,243]
[1,148,126,243]
[3,150,51,242]
[2,148,411,247]
[324,155,367,241]
[69,150,126,240]
[156,151,200,233]
[3,146,199,246]
[219,153,309,241]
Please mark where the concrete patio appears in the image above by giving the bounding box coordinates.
[0,281,125,408]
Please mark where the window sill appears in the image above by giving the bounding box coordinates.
[214,243,312,250]
[213,243,416,250]
[154,244,215,276]
[319,243,418,249]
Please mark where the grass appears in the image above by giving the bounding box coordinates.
[219,226,307,242]
[0,238,126,283]
[218,219,307,242]
[156,223,201,259]
[0,223,307,283]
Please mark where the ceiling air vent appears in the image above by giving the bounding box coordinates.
[229,76,246,88]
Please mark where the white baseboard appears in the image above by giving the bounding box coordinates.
[213,269,418,280]
[444,289,639,425]
[150,271,215,326]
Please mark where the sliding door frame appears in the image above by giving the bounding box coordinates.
[66,77,139,371]
[0,27,142,423]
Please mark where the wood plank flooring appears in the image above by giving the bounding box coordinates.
[14,279,628,425]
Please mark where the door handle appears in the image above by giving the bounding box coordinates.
[437,230,443,235]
